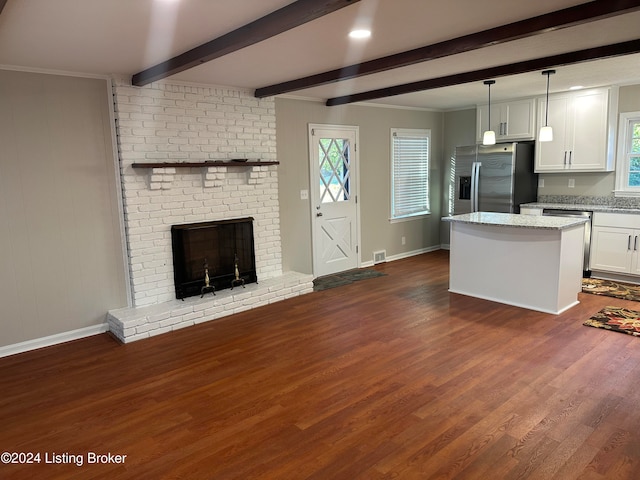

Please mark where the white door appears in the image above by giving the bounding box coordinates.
[570,89,609,170]
[590,226,633,273]
[536,95,571,171]
[502,99,535,139]
[309,125,360,277]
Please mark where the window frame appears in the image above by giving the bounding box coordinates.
[389,128,431,222]
[614,111,640,197]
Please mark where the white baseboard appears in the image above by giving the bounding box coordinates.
[0,324,109,359]
[361,245,442,267]
[589,270,640,285]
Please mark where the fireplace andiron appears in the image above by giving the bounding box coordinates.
[200,259,216,297]
[231,254,245,290]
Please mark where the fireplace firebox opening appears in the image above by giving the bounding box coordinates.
[171,217,257,300]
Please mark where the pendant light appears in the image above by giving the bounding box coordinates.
[482,80,496,145]
[539,69,556,142]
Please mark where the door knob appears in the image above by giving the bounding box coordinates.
[316,212,323,217]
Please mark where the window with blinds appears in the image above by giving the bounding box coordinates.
[391,128,431,220]
[615,112,640,196]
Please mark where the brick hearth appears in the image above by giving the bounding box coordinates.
[108,272,312,343]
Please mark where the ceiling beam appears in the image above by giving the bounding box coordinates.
[255,0,640,98]
[324,39,640,106]
[132,0,360,87]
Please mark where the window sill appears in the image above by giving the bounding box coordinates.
[613,190,640,198]
[389,212,431,224]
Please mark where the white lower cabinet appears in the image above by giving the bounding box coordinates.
[590,212,640,275]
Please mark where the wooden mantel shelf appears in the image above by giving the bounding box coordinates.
[132,161,279,168]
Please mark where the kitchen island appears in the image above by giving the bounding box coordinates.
[443,212,588,314]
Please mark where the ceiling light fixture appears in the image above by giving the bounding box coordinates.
[482,80,496,146]
[349,29,371,39]
[539,70,556,142]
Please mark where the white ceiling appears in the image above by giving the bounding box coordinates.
[1,0,639,110]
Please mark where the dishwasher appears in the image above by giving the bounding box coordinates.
[542,208,592,277]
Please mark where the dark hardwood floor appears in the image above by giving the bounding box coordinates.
[2,250,640,479]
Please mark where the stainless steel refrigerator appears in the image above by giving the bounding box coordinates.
[453,142,537,215]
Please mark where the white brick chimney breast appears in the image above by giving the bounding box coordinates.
[107,79,312,342]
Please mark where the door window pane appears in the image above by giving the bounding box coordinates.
[319,138,351,203]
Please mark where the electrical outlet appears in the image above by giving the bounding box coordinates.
[401,236,406,245]
[300,189,308,200]
[538,178,544,188]
[568,179,575,188]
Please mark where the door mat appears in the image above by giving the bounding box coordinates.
[584,306,640,336]
[313,269,387,291]
[582,278,640,302]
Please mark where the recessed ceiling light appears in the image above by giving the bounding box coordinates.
[349,29,371,39]
[569,85,584,90]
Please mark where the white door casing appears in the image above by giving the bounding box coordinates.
[309,124,360,277]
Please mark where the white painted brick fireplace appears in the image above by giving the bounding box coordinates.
[107,79,313,343]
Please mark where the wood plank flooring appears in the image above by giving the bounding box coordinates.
[2,250,640,479]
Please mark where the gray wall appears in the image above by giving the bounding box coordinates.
[440,108,477,246]
[276,98,444,274]
[0,70,128,348]
[619,83,640,112]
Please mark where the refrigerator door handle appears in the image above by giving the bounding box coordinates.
[470,162,476,211]
[469,163,474,211]
[472,162,480,212]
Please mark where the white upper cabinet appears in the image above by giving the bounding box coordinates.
[476,98,536,143]
[534,87,616,173]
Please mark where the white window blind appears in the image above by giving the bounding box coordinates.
[391,128,430,219]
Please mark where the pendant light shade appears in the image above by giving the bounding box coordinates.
[539,70,556,142]
[482,80,496,145]
[539,125,553,142]
[483,130,496,145]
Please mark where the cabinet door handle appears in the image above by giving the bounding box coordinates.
[629,235,632,250]
[564,151,567,165]
[635,235,638,251]
[503,122,507,136]
[568,151,572,165]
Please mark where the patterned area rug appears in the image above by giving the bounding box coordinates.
[582,278,640,302]
[313,268,387,291]
[584,306,640,336]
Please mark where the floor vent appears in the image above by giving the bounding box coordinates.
[373,250,387,264]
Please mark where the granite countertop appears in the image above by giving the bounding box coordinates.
[521,202,640,214]
[442,212,588,230]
